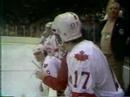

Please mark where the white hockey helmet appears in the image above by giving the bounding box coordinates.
[51,12,82,42]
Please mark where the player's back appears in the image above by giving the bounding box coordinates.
[66,40,124,97]
[67,40,98,96]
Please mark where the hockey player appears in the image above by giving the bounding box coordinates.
[35,34,66,97]
[36,12,124,97]
[33,21,60,96]
[33,22,53,65]
[33,22,52,96]
[34,25,66,96]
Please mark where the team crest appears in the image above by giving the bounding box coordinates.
[74,50,88,61]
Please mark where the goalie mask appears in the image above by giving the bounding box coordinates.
[51,12,82,42]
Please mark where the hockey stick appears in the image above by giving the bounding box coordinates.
[32,60,41,69]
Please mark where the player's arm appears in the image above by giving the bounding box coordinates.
[37,56,68,90]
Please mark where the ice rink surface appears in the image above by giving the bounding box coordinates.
[1,36,44,97]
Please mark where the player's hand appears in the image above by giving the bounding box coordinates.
[35,70,49,80]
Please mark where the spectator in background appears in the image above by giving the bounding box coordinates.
[97,1,129,88]
[117,0,129,21]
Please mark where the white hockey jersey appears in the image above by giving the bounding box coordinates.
[66,40,124,97]
[42,55,61,78]
[42,55,62,97]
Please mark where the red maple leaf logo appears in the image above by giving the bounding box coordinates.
[74,50,88,61]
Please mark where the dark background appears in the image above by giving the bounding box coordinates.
[1,0,109,24]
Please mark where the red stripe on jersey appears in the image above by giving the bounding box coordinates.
[43,76,67,90]
[72,92,97,97]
